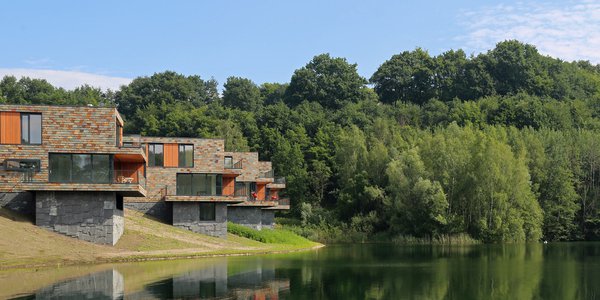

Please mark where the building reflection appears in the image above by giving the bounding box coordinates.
[10,259,290,300]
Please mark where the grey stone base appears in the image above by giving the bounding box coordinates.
[36,191,124,245]
[0,192,35,217]
[124,201,171,223]
[172,202,227,238]
[228,207,275,230]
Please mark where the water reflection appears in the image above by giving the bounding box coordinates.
[5,243,600,299]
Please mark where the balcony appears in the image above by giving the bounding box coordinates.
[164,185,247,203]
[259,169,274,178]
[267,177,286,189]
[263,197,291,210]
[17,168,147,197]
[224,159,243,169]
[121,134,144,149]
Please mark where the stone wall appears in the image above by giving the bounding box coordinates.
[228,206,264,230]
[261,210,275,229]
[172,202,227,238]
[124,200,172,223]
[32,269,124,299]
[223,152,260,182]
[124,137,227,204]
[0,191,34,216]
[35,191,124,245]
[0,105,126,188]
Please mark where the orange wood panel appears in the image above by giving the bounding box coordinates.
[257,183,266,201]
[222,177,235,195]
[0,112,21,144]
[145,144,149,166]
[164,143,179,167]
[118,126,123,147]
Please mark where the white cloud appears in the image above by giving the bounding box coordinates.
[0,68,132,91]
[459,1,600,63]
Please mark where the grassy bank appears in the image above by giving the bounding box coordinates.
[0,208,322,270]
[277,218,480,245]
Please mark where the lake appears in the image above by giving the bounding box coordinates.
[3,243,599,299]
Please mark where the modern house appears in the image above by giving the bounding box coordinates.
[122,138,291,237]
[225,152,290,230]
[123,136,248,238]
[0,104,291,244]
[0,104,147,245]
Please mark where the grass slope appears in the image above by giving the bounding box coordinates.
[0,208,321,269]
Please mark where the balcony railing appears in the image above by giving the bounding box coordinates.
[121,134,144,148]
[114,169,146,186]
[259,169,274,178]
[18,168,146,188]
[278,198,290,206]
[224,160,243,169]
[274,177,286,184]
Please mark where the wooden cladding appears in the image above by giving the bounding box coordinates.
[257,183,266,201]
[0,111,21,144]
[222,177,235,196]
[163,143,179,167]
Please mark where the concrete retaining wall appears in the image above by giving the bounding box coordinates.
[35,191,124,245]
[172,202,227,238]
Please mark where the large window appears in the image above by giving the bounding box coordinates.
[49,154,112,183]
[178,144,193,167]
[176,173,223,196]
[199,203,216,221]
[21,113,41,145]
[148,144,164,167]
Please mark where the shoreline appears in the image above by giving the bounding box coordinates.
[0,243,325,271]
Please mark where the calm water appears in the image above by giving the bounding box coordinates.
[3,243,600,299]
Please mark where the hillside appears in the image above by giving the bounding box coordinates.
[0,208,320,269]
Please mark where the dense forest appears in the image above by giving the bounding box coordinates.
[2,40,600,242]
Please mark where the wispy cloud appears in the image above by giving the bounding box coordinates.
[0,68,132,91]
[458,0,600,63]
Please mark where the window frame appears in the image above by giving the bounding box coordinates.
[20,113,42,145]
[178,144,194,168]
[48,153,113,183]
[176,173,223,196]
[4,159,41,172]
[148,143,164,167]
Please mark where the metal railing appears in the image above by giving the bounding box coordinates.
[259,169,274,178]
[274,177,286,184]
[113,169,145,185]
[277,198,290,206]
[121,134,144,148]
[224,160,243,169]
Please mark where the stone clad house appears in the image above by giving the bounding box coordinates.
[0,104,146,245]
[0,104,290,245]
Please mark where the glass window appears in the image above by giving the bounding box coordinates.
[176,174,192,195]
[49,154,72,182]
[177,174,223,196]
[148,144,164,167]
[21,113,42,145]
[199,203,216,221]
[178,144,193,167]
[92,154,111,183]
[224,156,233,168]
[71,154,92,183]
[192,174,206,196]
[49,154,113,183]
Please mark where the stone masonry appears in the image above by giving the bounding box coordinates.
[172,202,228,238]
[228,206,276,230]
[36,191,124,245]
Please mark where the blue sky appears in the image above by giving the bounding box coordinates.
[1,0,599,90]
